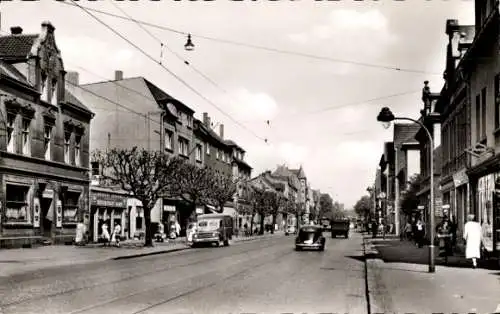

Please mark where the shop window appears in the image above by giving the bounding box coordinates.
[6,113,16,153]
[5,184,30,223]
[21,118,31,156]
[75,135,81,166]
[64,191,80,223]
[64,132,71,164]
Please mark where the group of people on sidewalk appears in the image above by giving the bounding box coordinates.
[400,213,491,269]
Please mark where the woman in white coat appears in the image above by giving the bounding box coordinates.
[463,214,482,268]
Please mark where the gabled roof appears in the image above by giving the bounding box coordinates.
[194,119,230,149]
[64,88,94,116]
[394,123,420,147]
[233,157,252,171]
[290,166,306,179]
[143,78,194,114]
[0,59,31,86]
[225,139,245,153]
[0,34,38,61]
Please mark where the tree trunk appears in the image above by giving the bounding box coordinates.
[143,207,154,247]
[259,214,265,235]
[271,214,276,234]
[250,212,255,235]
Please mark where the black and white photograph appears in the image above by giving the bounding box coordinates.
[0,0,499,313]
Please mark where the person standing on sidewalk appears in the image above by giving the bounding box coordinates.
[111,223,122,247]
[464,214,482,269]
[415,218,425,248]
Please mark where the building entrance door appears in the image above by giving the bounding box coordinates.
[40,198,53,238]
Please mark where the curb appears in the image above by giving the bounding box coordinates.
[112,246,189,260]
[111,234,284,260]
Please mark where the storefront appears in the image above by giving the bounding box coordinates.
[476,173,499,254]
[89,187,128,243]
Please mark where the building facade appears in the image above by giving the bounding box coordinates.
[460,2,500,254]
[415,82,442,240]
[0,23,94,248]
[437,19,475,244]
[393,123,420,235]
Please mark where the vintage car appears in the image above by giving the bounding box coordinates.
[295,225,325,251]
[191,213,233,247]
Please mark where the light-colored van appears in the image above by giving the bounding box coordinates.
[191,213,233,247]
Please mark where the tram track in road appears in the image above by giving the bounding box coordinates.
[0,237,285,309]
[68,248,296,314]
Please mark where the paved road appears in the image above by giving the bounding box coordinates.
[0,233,367,314]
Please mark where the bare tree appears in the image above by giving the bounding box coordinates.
[94,147,184,247]
[209,171,237,212]
[264,190,286,234]
[249,186,271,235]
[173,162,214,216]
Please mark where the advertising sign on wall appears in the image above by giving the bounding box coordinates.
[56,200,62,228]
[33,197,40,228]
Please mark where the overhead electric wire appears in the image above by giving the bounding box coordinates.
[69,0,268,143]
[58,1,441,76]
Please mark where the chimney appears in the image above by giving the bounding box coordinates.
[219,124,224,139]
[114,70,123,81]
[66,71,79,86]
[10,26,22,35]
[202,112,211,128]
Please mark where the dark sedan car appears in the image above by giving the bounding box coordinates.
[295,225,325,251]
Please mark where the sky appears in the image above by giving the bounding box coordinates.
[0,0,474,208]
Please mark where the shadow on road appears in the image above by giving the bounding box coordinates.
[369,238,500,271]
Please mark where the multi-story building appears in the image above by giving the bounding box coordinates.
[459,1,500,254]
[436,19,474,245]
[69,70,199,239]
[415,81,442,239]
[378,142,394,228]
[0,23,94,247]
[393,123,420,235]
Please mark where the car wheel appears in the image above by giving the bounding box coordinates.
[295,246,302,251]
[345,233,349,239]
[319,245,325,251]
[224,239,230,246]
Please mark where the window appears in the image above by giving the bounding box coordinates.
[40,72,49,103]
[5,184,30,222]
[178,137,189,156]
[64,132,71,163]
[44,125,52,160]
[476,94,481,142]
[216,149,220,160]
[187,115,193,128]
[196,144,202,162]
[63,191,80,223]
[206,144,210,155]
[178,112,184,125]
[6,113,16,153]
[222,152,226,162]
[51,79,58,106]
[75,135,81,166]
[91,161,100,176]
[21,119,31,156]
[482,87,487,140]
[164,130,173,150]
[495,74,500,129]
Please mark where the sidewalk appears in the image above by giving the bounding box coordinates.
[363,234,500,314]
[0,232,283,277]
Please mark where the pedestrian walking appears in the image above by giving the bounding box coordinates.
[111,222,122,247]
[75,218,87,246]
[463,214,482,269]
[415,218,425,248]
[101,223,110,246]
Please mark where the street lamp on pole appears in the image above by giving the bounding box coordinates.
[377,106,436,273]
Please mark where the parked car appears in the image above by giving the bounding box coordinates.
[295,225,325,251]
[331,218,350,238]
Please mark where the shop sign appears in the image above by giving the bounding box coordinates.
[453,169,469,187]
[42,189,54,199]
[435,198,443,217]
[163,205,176,212]
[33,198,40,228]
[91,191,127,208]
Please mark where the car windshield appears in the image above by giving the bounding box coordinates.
[197,219,220,231]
